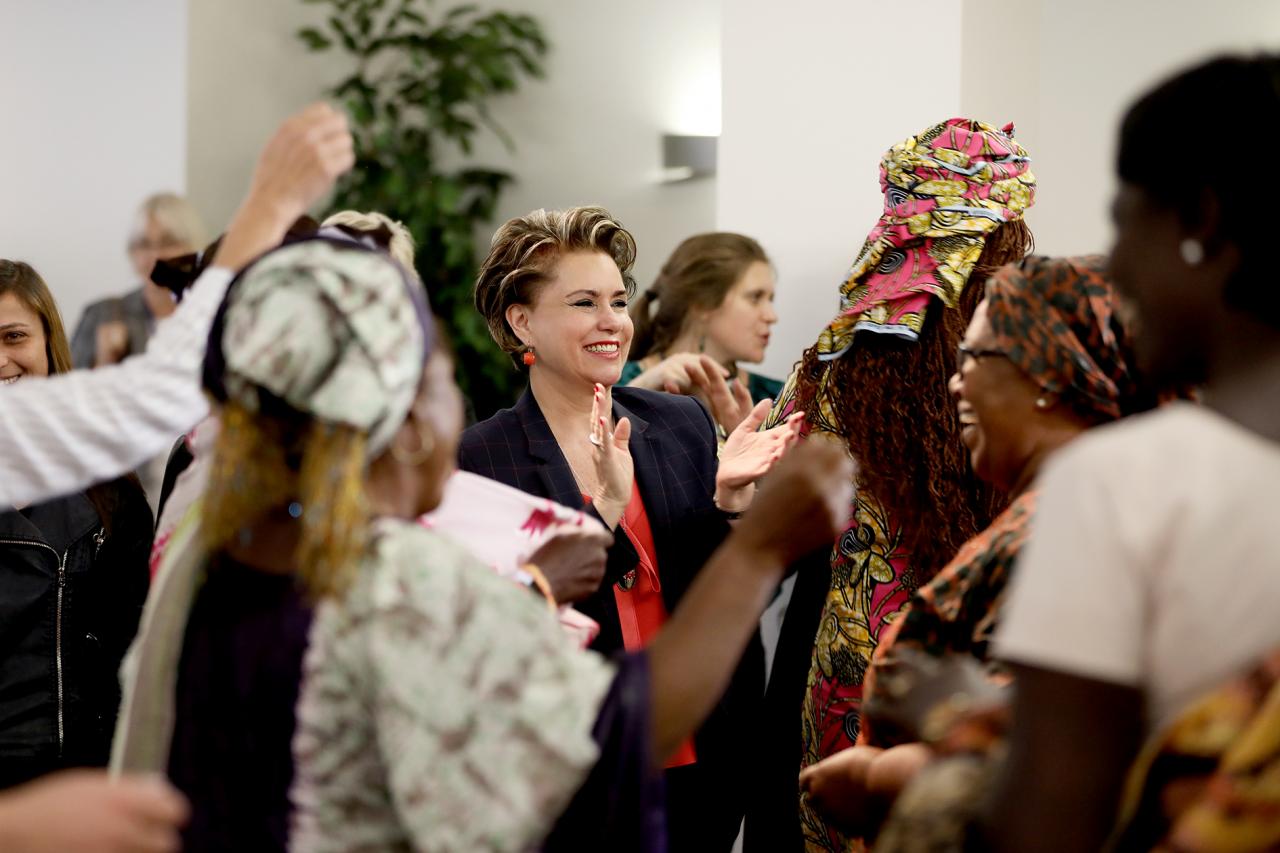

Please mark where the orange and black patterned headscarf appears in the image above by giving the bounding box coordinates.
[985,254,1149,423]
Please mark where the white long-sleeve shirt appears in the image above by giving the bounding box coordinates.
[0,267,234,507]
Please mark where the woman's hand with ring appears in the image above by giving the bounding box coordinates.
[588,383,634,529]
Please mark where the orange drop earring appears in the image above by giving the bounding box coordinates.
[522,346,537,366]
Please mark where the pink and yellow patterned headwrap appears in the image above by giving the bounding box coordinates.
[816,118,1036,360]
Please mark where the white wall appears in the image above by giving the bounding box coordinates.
[960,0,1043,238]
[1029,0,1280,256]
[0,0,188,331]
[186,0,721,296]
[457,0,721,293]
[186,0,346,233]
[718,1,963,382]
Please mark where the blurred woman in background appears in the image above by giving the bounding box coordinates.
[987,52,1280,853]
[71,193,207,369]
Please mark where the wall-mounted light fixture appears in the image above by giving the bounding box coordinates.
[660,134,718,183]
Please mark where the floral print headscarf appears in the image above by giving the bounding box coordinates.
[816,118,1036,358]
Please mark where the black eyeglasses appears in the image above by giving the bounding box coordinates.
[956,342,1007,369]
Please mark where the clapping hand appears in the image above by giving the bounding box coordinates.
[632,352,726,396]
[587,383,634,529]
[714,400,805,512]
[632,353,758,434]
[689,359,756,434]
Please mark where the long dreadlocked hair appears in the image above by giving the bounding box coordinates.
[792,219,1034,581]
[200,400,371,600]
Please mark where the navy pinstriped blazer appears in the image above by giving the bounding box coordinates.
[457,385,730,653]
[459,384,765,849]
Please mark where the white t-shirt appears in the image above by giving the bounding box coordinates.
[995,402,1280,734]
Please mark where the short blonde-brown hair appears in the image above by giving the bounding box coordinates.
[475,206,637,367]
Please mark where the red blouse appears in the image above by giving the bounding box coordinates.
[594,482,697,769]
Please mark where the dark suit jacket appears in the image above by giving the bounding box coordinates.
[70,288,152,369]
[459,385,731,650]
[459,385,764,850]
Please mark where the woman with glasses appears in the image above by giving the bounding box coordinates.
[70,194,207,369]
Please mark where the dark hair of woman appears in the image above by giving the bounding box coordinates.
[1118,53,1280,321]
[790,219,1034,580]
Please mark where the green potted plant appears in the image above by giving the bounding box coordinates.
[298,0,548,418]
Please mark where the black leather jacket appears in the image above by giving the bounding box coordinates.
[0,482,152,789]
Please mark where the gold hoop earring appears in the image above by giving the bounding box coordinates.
[390,421,435,466]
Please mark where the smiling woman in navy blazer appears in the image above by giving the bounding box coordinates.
[459,206,800,852]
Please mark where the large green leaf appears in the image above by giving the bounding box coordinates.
[296,27,333,51]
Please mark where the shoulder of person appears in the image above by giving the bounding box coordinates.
[120,287,149,310]
[1029,403,1233,562]
[82,287,144,316]
[354,519,575,647]
[1046,402,1226,485]
[73,296,116,327]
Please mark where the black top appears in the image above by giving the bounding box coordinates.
[0,483,151,790]
[69,287,152,369]
[167,554,312,853]
[544,652,665,853]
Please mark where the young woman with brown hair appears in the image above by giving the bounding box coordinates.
[622,232,781,433]
[0,260,153,790]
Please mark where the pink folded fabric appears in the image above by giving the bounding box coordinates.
[420,470,602,648]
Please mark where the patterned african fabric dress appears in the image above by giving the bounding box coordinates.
[764,367,918,853]
[857,490,1038,749]
[1113,646,1280,852]
[290,519,655,852]
[757,118,1037,853]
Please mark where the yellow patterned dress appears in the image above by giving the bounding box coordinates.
[765,118,1036,852]
[764,367,919,853]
